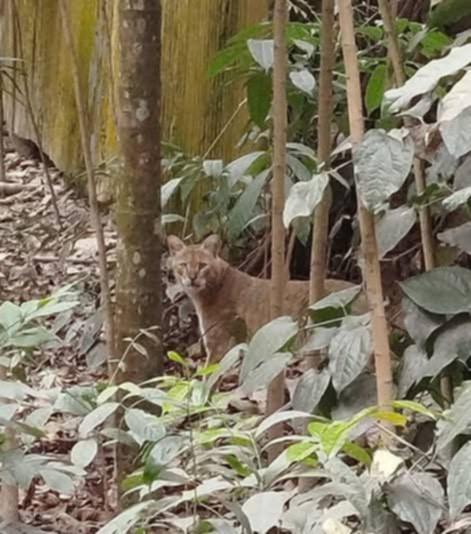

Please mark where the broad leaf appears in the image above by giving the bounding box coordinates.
[454,154,471,190]
[97,502,155,534]
[292,368,331,413]
[443,185,471,211]
[437,381,471,450]
[425,317,471,378]
[289,69,316,96]
[376,206,416,258]
[353,129,414,212]
[161,178,182,207]
[400,266,471,314]
[328,321,372,394]
[440,105,471,158]
[439,70,471,122]
[241,316,298,381]
[226,151,265,187]
[124,408,166,446]
[247,39,274,71]
[448,442,471,520]
[242,491,290,534]
[402,296,443,348]
[71,439,98,468]
[241,353,292,394]
[300,327,338,352]
[40,468,75,495]
[388,472,444,534]
[398,344,429,397]
[384,43,471,112]
[227,170,269,240]
[310,285,362,312]
[79,402,120,438]
[438,222,471,254]
[148,435,186,467]
[247,73,272,127]
[0,302,22,331]
[255,410,313,439]
[283,173,329,228]
[366,63,387,113]
[202,159,224,178]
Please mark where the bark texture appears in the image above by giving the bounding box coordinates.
[114,0,162,383]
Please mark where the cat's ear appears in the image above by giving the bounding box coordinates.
[167,235,185,255]
[202,234,221,256]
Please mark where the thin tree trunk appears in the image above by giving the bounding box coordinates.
[307,0,336,365]
[377,0,452,403]
[266,0,288,461]
[0,73,6,187]
[338,1,394,411]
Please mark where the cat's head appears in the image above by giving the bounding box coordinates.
[167,234,225,294]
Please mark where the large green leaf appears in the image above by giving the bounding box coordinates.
[292,368,330,413]
[366,63,387,114]
[247,39,274,71]
[240,316,298,381]
[388,472,444,534]
[402,296,443,348]
[161,177,183,208]
[438,222,471,254]
[398,344,428,397]
[226,151,266,187]
[79,402,120,438]
[376,206,416,258]
[353,129,414,212]
[436,381,471,450]
[289,69,316,96]
[283,173,329,228]
[97,502,155,534]
[328,320,372,394]
[440,105,471,158]
[227,170,269,240]
[71,439,98,468]
[384,43,471,112]
[241,353,292,394]
[443,185,471,211]
[247,73,272,127]
[448,442,471,520]
[400,266,471,315]
[124,408,166,446]
[242,492,291,534]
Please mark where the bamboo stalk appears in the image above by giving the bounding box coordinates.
[377,0,452,404]
[338,1,394,411]
[266,0,289,462]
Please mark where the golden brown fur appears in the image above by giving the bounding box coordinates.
[167,234,366,362]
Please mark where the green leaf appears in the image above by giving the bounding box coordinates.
[438,222,471,254]
[9,326,56,349]
[247,39,274,71]
[376,206,416,258]
[0,302,22,331]
[447,442,471,520]
[241,353,292,394]
[310,285,362,312]
[283,172,329,228]
[202,159,224,177]
[353,129,414,212]
[167,351,189,367]
[292,368,330,413]
[286,442,317,462]
[79,402,120,438]
[247,73,272,127]
[161,177,183,207]
[97,502,155,534]
[440,105,471,159]
[398,345,429,397]
[385,43,471,112]
[71,439,98,468]
[241,316,298,381]
[40,468,75,495]
[227,169,269,241]
[402,296,443,349]
[289,69,316,96]
[400,266,471,314]
[148,435,186,468]
[366,63,387,113]
[437,382,471,450]
[388,472,444,534]
[242,491,290,534]
[226,151,266,187]
[125,408,166,446]
[328,322,372,394]
[443,185,471,211]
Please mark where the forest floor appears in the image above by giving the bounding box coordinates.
[0,146,198,532]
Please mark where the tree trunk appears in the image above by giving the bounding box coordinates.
[266,0,288,462]
[338,1,394,412]
[114,0,162,383]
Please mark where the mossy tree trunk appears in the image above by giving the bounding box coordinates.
[114,0,162,385]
